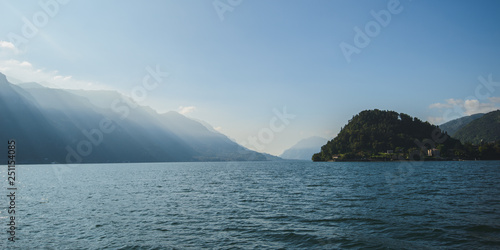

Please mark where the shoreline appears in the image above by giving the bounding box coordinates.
[319,158,488,162]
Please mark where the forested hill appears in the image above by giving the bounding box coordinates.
[452,110,500,144]
[439,113,485,136]
[313,110,462,161]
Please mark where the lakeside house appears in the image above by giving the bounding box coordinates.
[428,148,440,157]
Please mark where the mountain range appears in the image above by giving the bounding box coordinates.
[439,111,500,144]
[280,136,328,161]
[451,110,500,144]
[0,72,274,164]
[439,113,485,136]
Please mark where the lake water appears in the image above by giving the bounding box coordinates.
[1,161,500,249]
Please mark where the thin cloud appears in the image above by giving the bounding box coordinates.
[0,40,20,56]
[0,59,104,90]
[429,98,463,109]
[427,116,445,125]
[428,97,500,124]
[489,97,500,103]
[463,99,498,115]
[19,61,32,67]
[429,103,451,109]
[0,41,14,49]
[178,106,196,115]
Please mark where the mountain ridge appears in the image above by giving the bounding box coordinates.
[280,136,328,160]
[0,72,274,164]
[452,110,500,144]
[439,113,485,136]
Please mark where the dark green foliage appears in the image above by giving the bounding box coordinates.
[313,109,461,161]
[439,113,484,136]
[452,110,500,144]
[478,141,500,160]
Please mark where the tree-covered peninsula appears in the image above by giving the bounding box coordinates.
[312,110,462,161]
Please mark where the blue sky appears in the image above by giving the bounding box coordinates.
[1,0,500,155]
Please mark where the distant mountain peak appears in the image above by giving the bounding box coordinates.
[280,136,328,160]
[293,136,329,149]
[439,113,485,136]
[0,72,8,84]
[163,110,184,116]
[18,82,46,89]
[452,110,500,144]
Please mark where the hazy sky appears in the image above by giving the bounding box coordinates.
[1,0,500,156]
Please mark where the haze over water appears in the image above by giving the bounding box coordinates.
[3,161,499,249]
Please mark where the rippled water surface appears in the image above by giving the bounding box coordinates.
[2,161,500,249]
